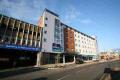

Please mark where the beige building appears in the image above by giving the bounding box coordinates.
[100,51,119,60]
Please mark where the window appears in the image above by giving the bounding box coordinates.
[13,27,18,31]
[0,35,2,40]
[61,28,63,32]
[83,50,84,52]
[22,40,26,45]
[76,49,78,52]
[17,39,21,45]
[33,32,36,35]
[45,24,47,27]
[29,31,32,34]
[19,28,23,32]
[45,17,48,20]
[27,40,31,46]
[44,38,47,42]
[44,31,47,34]
[5,37,9,42]
[37,33,40,36]
[55,19,59,27]
[24,30,28,33]
[79,49,81,52]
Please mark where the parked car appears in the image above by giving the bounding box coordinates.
[92,58,99,62]
[75,58,84,64]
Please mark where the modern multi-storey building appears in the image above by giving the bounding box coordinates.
[38,8,98,64]
[0,14,42,68]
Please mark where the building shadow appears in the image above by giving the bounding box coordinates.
[0,67,46,79]
[104,67,120,80]
[32,77,48,80]
[110,69,120,80]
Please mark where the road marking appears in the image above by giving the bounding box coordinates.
[76,69,87,73]
[57,74,70,80]
[76,66,95,74]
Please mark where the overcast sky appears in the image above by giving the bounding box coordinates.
[0,0,120,52]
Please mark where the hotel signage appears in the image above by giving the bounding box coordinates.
[52,43,61,52]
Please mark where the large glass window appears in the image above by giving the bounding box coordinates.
[54,19,61,42]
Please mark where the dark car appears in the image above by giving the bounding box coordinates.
[75,58,84,64]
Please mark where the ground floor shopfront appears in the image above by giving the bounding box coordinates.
[36,52,98,66]
[36,52,75,65]
[0,48,38,69]
[0,48,98,69]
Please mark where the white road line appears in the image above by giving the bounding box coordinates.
[57,74,70,80]
[76,66,94,74]
[76,69,87,73]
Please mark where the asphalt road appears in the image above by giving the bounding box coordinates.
[1,60,120,80]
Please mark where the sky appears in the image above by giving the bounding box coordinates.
[0,0,120,52]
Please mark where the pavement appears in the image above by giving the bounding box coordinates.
[0,59,120,80]
[40,59,111,69]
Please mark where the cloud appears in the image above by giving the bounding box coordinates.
[62,4,94,26]
[61,6,81,24]
[0,0,46,24]
[0,0,94,25]
[61,5,94,26]
[80,18,93,24]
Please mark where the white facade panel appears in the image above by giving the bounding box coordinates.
[41,9,64,53]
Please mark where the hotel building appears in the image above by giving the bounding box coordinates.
[38,9,98,64]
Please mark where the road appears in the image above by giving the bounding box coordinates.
[1,60,120,80]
